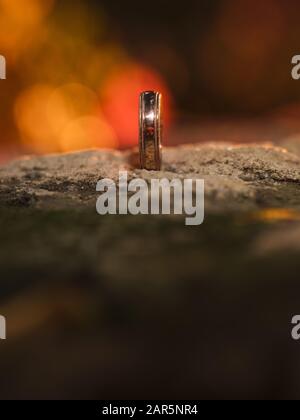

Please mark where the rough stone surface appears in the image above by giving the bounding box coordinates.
[1,142,300,212]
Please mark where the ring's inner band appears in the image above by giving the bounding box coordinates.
[139,91,162,170]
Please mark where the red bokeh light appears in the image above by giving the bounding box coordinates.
[100,63,173,148]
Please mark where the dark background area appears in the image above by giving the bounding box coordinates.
[97,0,300,115]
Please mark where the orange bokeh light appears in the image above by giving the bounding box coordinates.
[13,66,172,154]
[60,116,117,152]
[0,0,54,25]
[14,83,118,153]
[0,0,55,57]
[1,0,173,157]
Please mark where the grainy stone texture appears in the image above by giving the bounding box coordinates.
[1,142,300,212]
[1,142,300,400]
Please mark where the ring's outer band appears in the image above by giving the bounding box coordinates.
[139,91,162,171]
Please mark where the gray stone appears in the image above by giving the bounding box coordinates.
[1,143,300,212]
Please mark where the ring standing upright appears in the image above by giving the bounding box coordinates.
[139,91,162,171]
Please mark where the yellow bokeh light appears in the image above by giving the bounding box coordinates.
[251,209,300,223]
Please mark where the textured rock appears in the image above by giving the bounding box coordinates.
[1,143,300,212]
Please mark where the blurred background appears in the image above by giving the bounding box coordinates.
[1,0,300,162]
[2,1,300,400]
